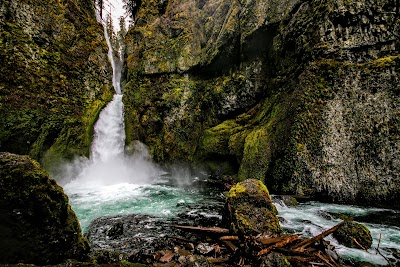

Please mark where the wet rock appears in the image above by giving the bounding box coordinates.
[260,252,291,267]
[273,195,298,207]
[224,179,281,236]
[0,153,89,264]
[0,0,113,161]
[333,220,372,249]
[107,222,124,239]
[179,255,214,267]
[93,249,128,264]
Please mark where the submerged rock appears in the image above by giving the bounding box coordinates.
[273,195,298,207]
[224,179,281,235]
[333,220,373,249]
[0,152,89,264]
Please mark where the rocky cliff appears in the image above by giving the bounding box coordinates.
[0,0,113,164]
[123,0,400,207]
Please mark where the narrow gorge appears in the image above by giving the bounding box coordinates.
[0,0,399,266]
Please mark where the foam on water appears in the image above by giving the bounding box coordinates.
[275,200,400,265]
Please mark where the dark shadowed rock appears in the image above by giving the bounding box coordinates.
[0,152,89,264]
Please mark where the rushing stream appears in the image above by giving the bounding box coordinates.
[57,7,400,267]
[275,200,400,266]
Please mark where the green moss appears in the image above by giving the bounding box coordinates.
[0,0,111,162]
[228,183,247,198]
[226,180,281,235]
[333,221,373,249]
[0,152,89,264]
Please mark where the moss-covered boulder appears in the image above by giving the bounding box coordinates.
[224,179,281,236]
[333,220,373,249]
[0,152,90,264]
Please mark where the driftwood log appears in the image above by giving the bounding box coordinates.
[169,221,347,266]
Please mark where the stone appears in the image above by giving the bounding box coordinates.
[260,252,291,267]
[273,195,298,206]
[224,179,281,236]
[0,152,89,264]
[333,220,373,249]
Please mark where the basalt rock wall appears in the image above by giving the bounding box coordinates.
[0,0,113,163]
[123,0,400,207]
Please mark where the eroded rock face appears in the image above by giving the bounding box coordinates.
[0,152,89,264]
[123,0,400,207]
[224,179,281,236]
[0,0,113,162]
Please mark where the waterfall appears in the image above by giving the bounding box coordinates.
[103,26,122,95]
[61,10,160,188]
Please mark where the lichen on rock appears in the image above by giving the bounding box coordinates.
[333,220,373,249]
[224,179,281,236]
[0,152,89,264]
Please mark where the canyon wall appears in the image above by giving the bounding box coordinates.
[123,0,400,207]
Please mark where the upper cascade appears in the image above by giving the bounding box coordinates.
[97,11,122,95]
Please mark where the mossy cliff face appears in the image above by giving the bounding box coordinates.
[123,0,299,163]
[123,0,400,206]
[0,152,89,264]
[0,0,113,163]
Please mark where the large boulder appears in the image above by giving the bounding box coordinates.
[0,152,89,264]
[224,179,281,236]
[333,220,373,249]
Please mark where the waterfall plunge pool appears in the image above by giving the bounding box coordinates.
[63,171,400,266]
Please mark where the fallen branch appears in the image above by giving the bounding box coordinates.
[314,251,336,267]
[220,235,239,241]
[375,248,394,267]
[223,240,238,252]
[352,237,369,253]
[258,235,291,246]
[293,221,345,251]
[207,257,230,263]
[257,234,299,256]
[175,225,230,234]
[275,247,314,258]
[377,233,382,250]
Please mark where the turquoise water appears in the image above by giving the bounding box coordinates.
[64,174,222,233]
[64,175,400,266]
